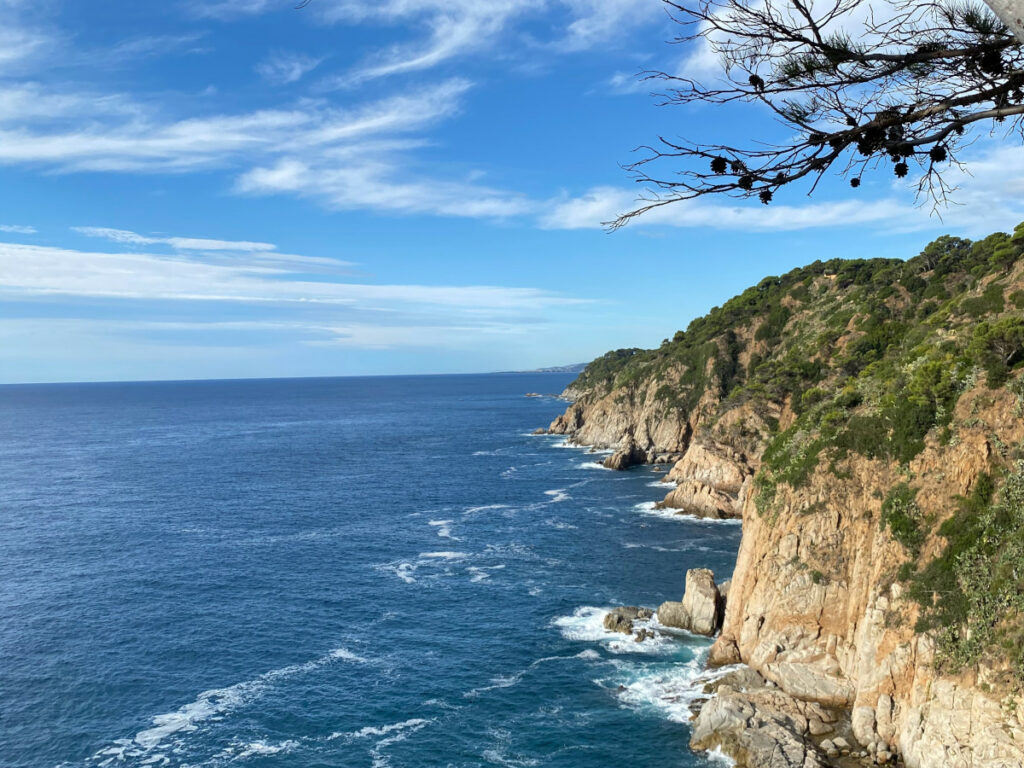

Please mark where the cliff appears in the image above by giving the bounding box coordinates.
[549,223,1024,767]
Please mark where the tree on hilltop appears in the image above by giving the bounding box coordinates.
[613,0,1024,227]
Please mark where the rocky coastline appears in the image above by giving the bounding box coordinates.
[540,233,1024,768]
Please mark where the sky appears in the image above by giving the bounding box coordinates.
[1,0,1023,384]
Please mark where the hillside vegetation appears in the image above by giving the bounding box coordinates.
[567,221,1024,684]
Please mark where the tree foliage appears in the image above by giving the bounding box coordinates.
[612,0,1024,227]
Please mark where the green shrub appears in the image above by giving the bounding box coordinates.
[908,468,1024,681]
[881,483,924,555]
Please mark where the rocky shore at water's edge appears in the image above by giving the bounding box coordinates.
[536,234,1024,768]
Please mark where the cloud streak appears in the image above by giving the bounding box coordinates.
[256,50,324,84]
[0,240,586,310]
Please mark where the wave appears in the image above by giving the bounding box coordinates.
[551,606,681,655]
[428,519,459,540]
[577,461,612,471]
[89,647,366,764]
[603,657,741,725]
[543,518,578,530]
[633,501,742,525]
[544,488,570,503]
[464,503,511,515]
[467,564,505,583]
[331,718,433,768]
[419,551,467,559]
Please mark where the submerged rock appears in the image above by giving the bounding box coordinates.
[603,606,653,634]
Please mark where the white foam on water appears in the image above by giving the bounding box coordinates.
[647,479,677,488]
[419,551,467,560]
[500,466,518,478]
[330,647,369,663]
[633,501,742,525]
[482,727,540,768]
[544,488,570,503]
[482,749,540,767]
[578,461,612,471]
[428,519,459,540]
[466,652,595,699]
[467,564,505,582]
[233,739,299,758]
[350,718,431,739]
[606,659,742,725]
[576,649,601,661]
[705,746,738,766]
[380,561,418,583]
[543,518,578,530]
[329,718,432,768]
[552,606,681,655]
[96,647,366,762]
[465,671,525,697]
[464,503,511,516]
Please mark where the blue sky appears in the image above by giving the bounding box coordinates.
[1,0,1023,383]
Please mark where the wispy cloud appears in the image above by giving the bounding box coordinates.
[72,226,278,252]
[0,224,36,234]
[256,50,324,84]
[94,33,209,67]
[0,78,533,218]
[557,0,665,52]
[69,226,356,272]
[539,141,1024,234]
[0,23,51,74]
[189,0,278,20]
[317,1,541,87]
[0,240,586,309]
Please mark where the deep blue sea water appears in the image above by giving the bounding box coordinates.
[0,374,741,768]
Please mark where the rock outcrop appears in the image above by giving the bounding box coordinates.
[658,568,725,636]
[603,606,653,634]
[544,230,1024,768]
[691,667,842,768]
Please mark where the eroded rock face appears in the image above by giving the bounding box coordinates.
[657,568,724,637]
[708,385,1024,768]
[690,667,840,768]
[548,326,1024,768]
[682,569,722,636]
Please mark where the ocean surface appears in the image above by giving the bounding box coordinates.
[0,374,741,768]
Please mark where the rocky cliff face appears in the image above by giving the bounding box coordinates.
[706,384,1024,768]
[548,224,1024,767]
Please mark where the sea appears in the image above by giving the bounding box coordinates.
[0,373,742,768]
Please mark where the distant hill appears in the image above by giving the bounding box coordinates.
[530,363,588,373]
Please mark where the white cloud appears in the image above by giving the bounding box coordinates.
[0,24,51,74]
[537,186,906,231]
[0,78,534,218]
[558,0,664,52]
[0,224,36,233]
[72,226,278,252]
[0,240,586,309]
[256,50,324,84]
[316,1,542,87]
[538,141,1024,234]
[0,79,472,172]
[189,0,278,19]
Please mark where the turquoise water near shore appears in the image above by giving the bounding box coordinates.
[0,374,741,767]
